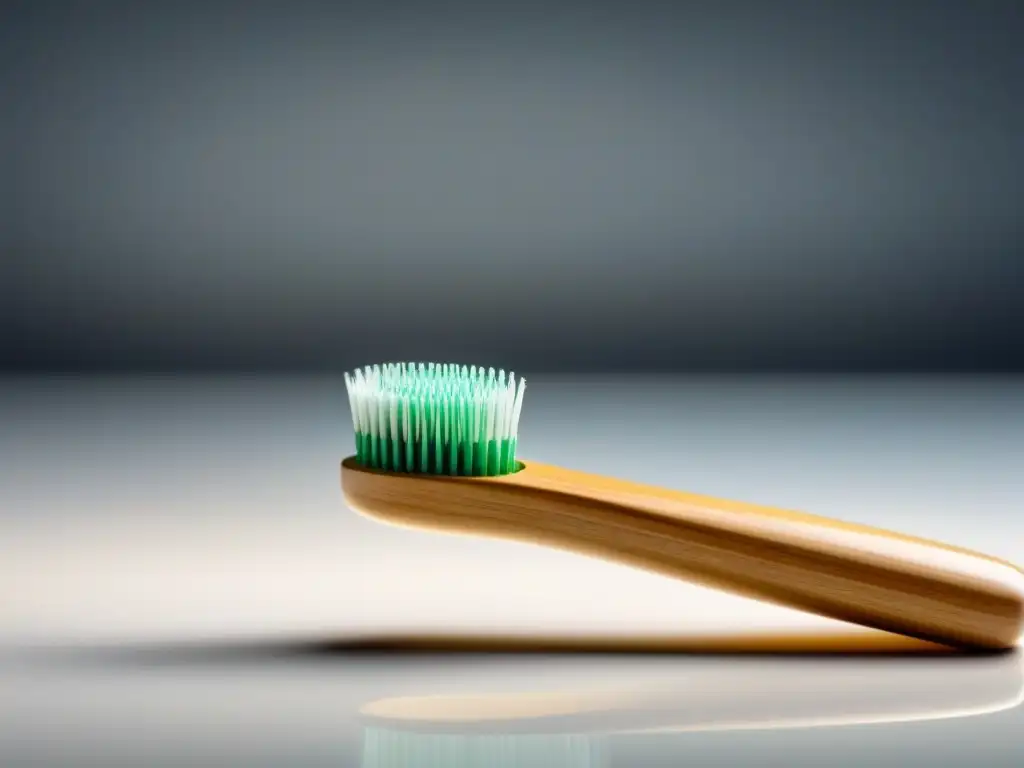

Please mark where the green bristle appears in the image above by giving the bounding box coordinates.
[344,362,527,477]
[361,728,606,768]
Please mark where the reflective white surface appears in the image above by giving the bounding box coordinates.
[2,649,1021,766]
[2,375,1023,765]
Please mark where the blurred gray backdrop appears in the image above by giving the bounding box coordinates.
[3,0,1023,372]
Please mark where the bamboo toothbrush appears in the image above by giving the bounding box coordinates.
[341,362,1024,650]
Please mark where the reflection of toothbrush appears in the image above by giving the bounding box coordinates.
[342,363,1024,650]
[357,652,1023,767]
[359,653,1024,734]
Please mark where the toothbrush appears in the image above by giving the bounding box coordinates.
[341,362,1024,650]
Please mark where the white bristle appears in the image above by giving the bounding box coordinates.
[343,361,527,474]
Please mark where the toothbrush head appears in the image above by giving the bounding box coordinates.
[344,362,527,477]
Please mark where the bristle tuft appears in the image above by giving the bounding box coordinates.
[344,362,527,476]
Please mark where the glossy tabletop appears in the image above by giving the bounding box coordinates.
[3,374,1023,766]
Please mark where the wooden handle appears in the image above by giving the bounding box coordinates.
[341,458,1024,650]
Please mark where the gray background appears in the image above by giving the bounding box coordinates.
[4,0,1024,372]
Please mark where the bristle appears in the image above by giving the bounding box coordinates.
[344,362,527,476]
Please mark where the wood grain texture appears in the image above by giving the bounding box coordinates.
[341,457,1024,650]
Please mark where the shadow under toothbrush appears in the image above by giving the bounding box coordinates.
[16,627,1009,669]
